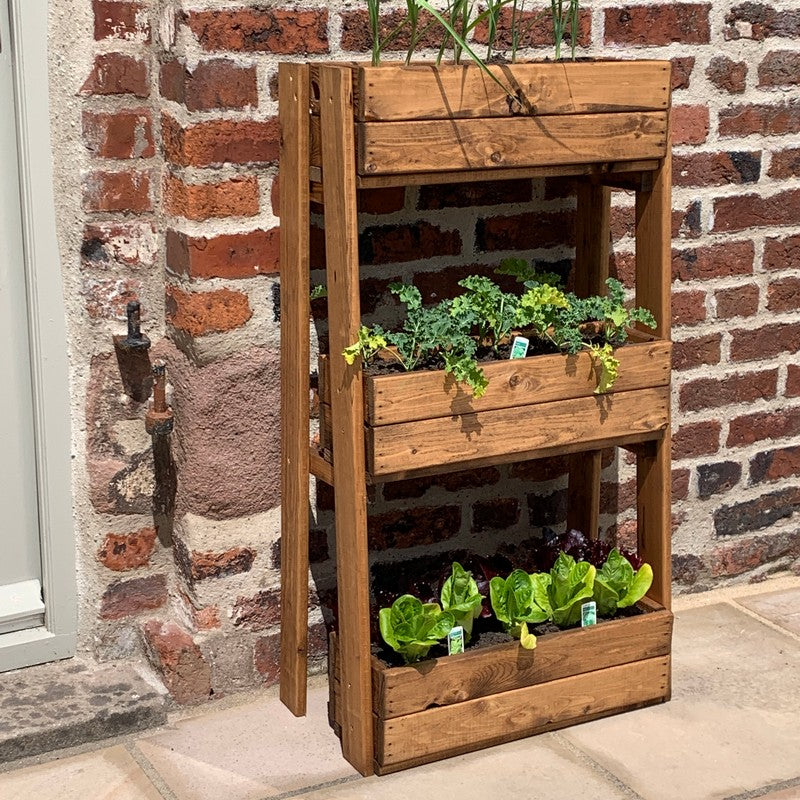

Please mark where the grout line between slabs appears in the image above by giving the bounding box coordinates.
[124,741,180,800]
[262,773,364,800]
[725,599,800,645]
[723,774,800,800]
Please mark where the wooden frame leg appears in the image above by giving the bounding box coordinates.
[279,63,311,717]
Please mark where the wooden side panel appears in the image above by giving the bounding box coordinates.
[319,65,374,777]
[358,112,668,175]
[278,63,311,718]
[377,607,673,718]
[376,656,670,769]
[354,61,671,121]
[368,386,670,476]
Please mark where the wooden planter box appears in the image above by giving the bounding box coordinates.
[319,336,671,479]
[329,597,673,773]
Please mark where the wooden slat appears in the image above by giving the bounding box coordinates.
[353,61,671,121]
[358,112,668,175]
[368,386,669,476]
[309,446,334,485]
[376,655,670,769]
[278,63,311,718]
[319,64,374,777]
[375,604,672,719]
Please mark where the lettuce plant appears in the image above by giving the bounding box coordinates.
[489,569,549,649]
[544,552,596,626]
[440,562,483,642]
[378,594,454,664]
[593,548,653,617]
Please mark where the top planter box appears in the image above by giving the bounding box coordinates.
[309,61,671,176]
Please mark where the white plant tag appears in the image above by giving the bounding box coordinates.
[581,601,597,627]
[509,335,529,359]
[447,625,465,655]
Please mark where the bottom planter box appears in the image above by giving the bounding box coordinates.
[329,597,673,774]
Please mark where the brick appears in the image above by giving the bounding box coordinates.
[673,468,691,501]
[164,173,259,220]
[764,233,800,271]
[604,4,710,45]
[727,407,800,447]
[97,528,157,571]
[382,467,500,501]
[142,620,212,704]
[100,574,167,620]
[83,109,154,160]
[705,56,748,93]
[360,187,406,215]
[697,461,742,498]
[476,210,574,252]
[672,240,754,282]
[672,105,709,145]
[713,190,800,232]
[751,445,800,484]
[162,114,279,168]
[340,9,443,52]
[369,506,462,550]
[711,531,800,577]
[473,498,520,532]
[187,547,256,581]
[186,8,328,53]
[715,284,760,319]
[419,179,532,210]
[80,52,149,97]
[672,334,721,371]
[271,529,329,568]
[725,4,800,41]
[672,290,706,326]
[411,264,517,305]
[672,420,721,460]
[719,99,800,137]
[768,148,800,179]
[83,277,142,321]
[159,59,258,111]
[758,51,800,86]
[94,0,149,41]
[600,478,637,514]
[233,589,281,630]
[527,489,568,527]
[166,228,279,278]
[254,634,279,685]
[472,7,592,48]
[166,285,252,337]
[730,321,800,362]
[610,205,635,241]
[671,57,695,90]
[673,200,703,240]
[714,487,800,536]
[788,365,800,397]
[360,221,461,265]
[679,370,777,412]
[673,151,760,187]
[768,277,800,313]
[672,553,707,585]
[81,221,158,271]
[82,169,151,213]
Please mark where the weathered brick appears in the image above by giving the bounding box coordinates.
[472,7,592,48]
[360,187,406,215]
[382,467,500,501]
[750,445,800,484]
[711,532,800,577]
[83,277,143,321]
[727,407,800,446]
[160,59,258,111]
[82,170,151,213]
[672,200,702,240]
[788,365,800,397]
[758,50,800,87]
[254,634,279,685]
[713,190,800,232]
[100,575,167,620]
[419,180,532,211]
[679,370,777,412]
[411,265,519,305]
[673,151,760,187]
[142,620,212,704]
[697,461,742,498]
[473,498,520,532]
[605,4,710,44]
[673,468,691,501]
[341,9,443,52]
[81,52,149,97]
[609,251,635,289]
[94,0,149,41]
[768,148,800,179]
[672,290,707,326]
[764,233,800,271]
[369,506,462,550]
[83,109,154,160]
[527,489,568,527]
[97,528,157,572]
[187,547,256,581]
[672,420,721,460]
[600,478,637,514]
[271,529,329,568]
[719,99,800,137]
[715,284,760,319]
[672,241,754,281]
[705,56,748,93]
[166,285,252,337]
[185,8,328,53]
[360,221,461,265]
[476,210,574,252]
[609,205,635,242]
[166,228,279,278]
[162,114,279,167]
[714,487,800,536]
[233,589,281,630]
[81,221,158,271]
[730,321,800,362]
[672,553,708,585]
[672,334,721,371]
[672,105,709,145]
[724,4,800,41]
[671,56,695,90]
[767,277,800,313]
[164,173,259,220]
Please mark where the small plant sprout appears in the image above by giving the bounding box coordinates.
[342,325,388,366]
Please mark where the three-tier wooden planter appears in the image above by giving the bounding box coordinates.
[279,60,674,777]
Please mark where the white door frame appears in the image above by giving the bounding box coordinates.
[0,0,77,670]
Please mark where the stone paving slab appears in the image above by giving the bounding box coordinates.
[562,603,800,800]
[736,587,800,637]
[0,745,163,800]
[0,659,167,763]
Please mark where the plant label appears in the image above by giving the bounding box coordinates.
[447,625,465,655]
[509,335,529,359]
[581,601,597,627]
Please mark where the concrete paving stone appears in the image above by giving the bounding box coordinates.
[292,735,631,800]
[0,745,163,800]
[0,658,168,762]
[736,588,800,637]
[135,684,358,800]
[563,603,800,800]
[750,785,800,799]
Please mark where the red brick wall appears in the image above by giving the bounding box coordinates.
[77,0,800,701]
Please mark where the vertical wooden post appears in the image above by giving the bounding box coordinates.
[635,146,672,610]
[567,183,610,539]
[279,63,311,717]
[319,65,375,776]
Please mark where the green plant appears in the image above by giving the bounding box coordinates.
[378,594,455,663]
[450,275,520,351]
[550,0,580,60]
[342,325,387,366]
[489,568,547,649]
[440,562,483,642]
[593,548,653,617]
[543,552,596,626]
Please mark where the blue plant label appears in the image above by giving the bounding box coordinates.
[581,601,597,627]
[509,335,529,359]
[447,625,465,655]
